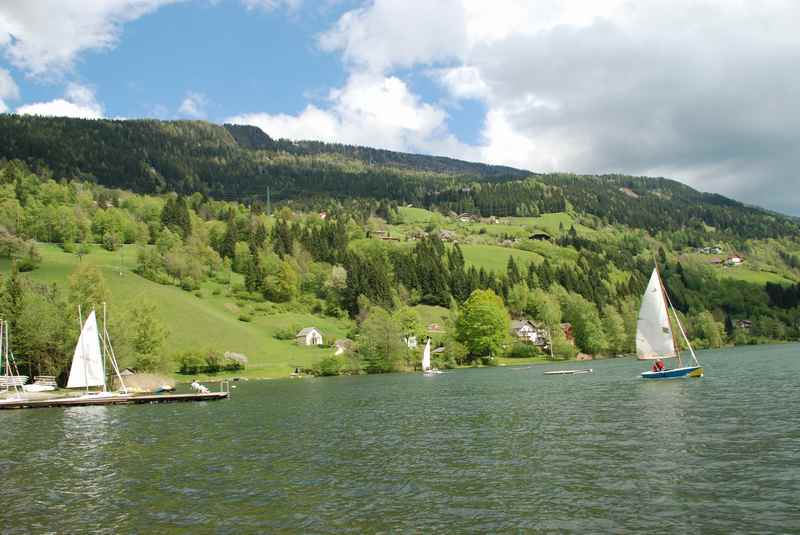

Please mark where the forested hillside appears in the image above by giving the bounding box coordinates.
[0,115,797,244]
[1,115,799,381]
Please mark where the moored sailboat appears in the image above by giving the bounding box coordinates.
[637,266,703,379]
[0,319,25,403]
[66,305,129,398]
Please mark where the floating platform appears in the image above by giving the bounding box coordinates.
[0,391,228,410]
[544,369,593,375]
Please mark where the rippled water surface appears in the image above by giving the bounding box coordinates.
[2,344,799,533]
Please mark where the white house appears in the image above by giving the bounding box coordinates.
[404,335,418,349]
[725,256,744,267]
[295,327,323,346]
[510,320,547,346]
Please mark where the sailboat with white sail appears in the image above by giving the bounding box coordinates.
[66,305,129,398]
[0,319,25,403]
[637,266,703,379]
[421,338,442,375]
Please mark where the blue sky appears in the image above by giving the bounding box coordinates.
[1,0,798,215]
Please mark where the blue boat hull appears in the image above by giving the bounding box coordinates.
[641,366,703,379]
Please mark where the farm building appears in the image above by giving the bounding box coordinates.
[296,327,324,346]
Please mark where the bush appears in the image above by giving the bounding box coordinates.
[180,278,199,291]
[508,342,541,358]
[194,291,204,299]
[316,355,346,376]
[102,231,122,251]
[223,352,247,371]
[204,350,224,373]
[238,314,253,322]
[177,352,206,374]
[212,287,222,296]
[274,325,300,340]
[176,350,246,373]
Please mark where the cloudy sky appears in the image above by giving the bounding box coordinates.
[1,1,798,215]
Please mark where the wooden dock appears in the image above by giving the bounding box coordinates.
[0,391,229,410]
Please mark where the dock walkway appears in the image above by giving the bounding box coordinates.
[0,391,228,410]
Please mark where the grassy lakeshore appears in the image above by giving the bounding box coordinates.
[0,244,354,380]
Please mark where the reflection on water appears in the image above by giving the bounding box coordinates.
[1,344,799,533]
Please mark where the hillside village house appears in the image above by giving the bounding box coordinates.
[510,320,548,347]
[404,335,418,349]
[725,255,744,266]
[296,327,323,346]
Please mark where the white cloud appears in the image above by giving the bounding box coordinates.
[0,68,20,112]
[307,0,800,214]
[0,0,179,77]
[16,82,103,119]
[178,91,208,118]
[228,72,471,155]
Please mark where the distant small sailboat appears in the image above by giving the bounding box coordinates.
[421,339,442,375]
[66,305,129,398]
[637,266,703,379]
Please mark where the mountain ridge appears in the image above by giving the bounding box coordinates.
[0,114,796,240]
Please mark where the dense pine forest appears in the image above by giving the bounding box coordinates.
[0,115,798,380]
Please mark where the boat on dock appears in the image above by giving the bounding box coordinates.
[0,304,231,410]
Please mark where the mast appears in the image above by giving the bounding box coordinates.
[79,305,89,394]
[102,302,128,394]
[662,286,700,367]
[101,304,108,392]
[654,261,683,367]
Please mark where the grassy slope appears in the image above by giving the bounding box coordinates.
[397,206,435,223]
[459,244,543,273]
[0,245,352,379]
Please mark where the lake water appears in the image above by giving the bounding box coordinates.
[2,344,798,533]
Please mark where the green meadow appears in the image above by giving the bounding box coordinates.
[0,244,353,379]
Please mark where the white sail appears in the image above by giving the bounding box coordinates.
[421,339,432,371]
[636,268,678,360]
[66,311,106,389]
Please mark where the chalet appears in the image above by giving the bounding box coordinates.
[698,246,723,254]
[529,232,552,242]
[709,257,723,265]
[736,319,753,330]
[295,327,323,346]
[334,338,354,355]
[725,256,744,267]
[427,323,445,334]
[510,320,548,346]
[457,212,479,223]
